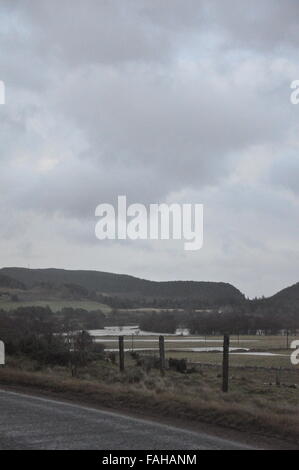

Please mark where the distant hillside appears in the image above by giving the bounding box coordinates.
[0,267,245,305]
[268,282,299,305]
[0,274,26,290]
[244,282,299,327]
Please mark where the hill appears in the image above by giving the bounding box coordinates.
[0,274,26,290]
[268,282,299,305]
[0,267,245,305]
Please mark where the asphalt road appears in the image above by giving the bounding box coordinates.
[0,389,253,450]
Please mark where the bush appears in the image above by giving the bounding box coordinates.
[19,334,70,366]
[169,358,187,373]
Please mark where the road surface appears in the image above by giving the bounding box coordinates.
[0,389,254,450]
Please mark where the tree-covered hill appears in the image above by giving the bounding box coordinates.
[0,267,244,305]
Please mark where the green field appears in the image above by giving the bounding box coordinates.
[0,299,112,313]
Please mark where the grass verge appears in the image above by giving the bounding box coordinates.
[0,365,298,447]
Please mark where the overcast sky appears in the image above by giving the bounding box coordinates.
[0,0,299,298]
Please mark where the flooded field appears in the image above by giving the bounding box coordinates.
[88,326,189,336]
[87,326,298,367]
[105,346,251,353]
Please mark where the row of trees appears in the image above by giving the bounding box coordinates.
[139,308,299,335]
[0,307,104,371]
[187,311,298,335]
[139,313,178,333]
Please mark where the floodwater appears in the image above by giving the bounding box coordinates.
[93,338,258,343]
[84,327,289,358]
[89,326,259,343]
[103,347,285,357]
[104,346,250,353]
[88,326,187,337]
[230,352,287,357]
[88,325,266,354]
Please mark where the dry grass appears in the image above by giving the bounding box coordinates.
[95,334,298,369]
[1,354,299,446]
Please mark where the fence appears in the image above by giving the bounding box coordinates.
[0,341,5,365]
[117,334,231,391]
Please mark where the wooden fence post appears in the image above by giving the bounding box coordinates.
[159,335,165,375]
[119,336,125,372]
[0,340,5,367]
[222,334,230,392]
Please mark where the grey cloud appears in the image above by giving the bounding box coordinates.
[203,0,299,51]
[1,0,299,296]
[12,0,299,69]
[269,153,299,195]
